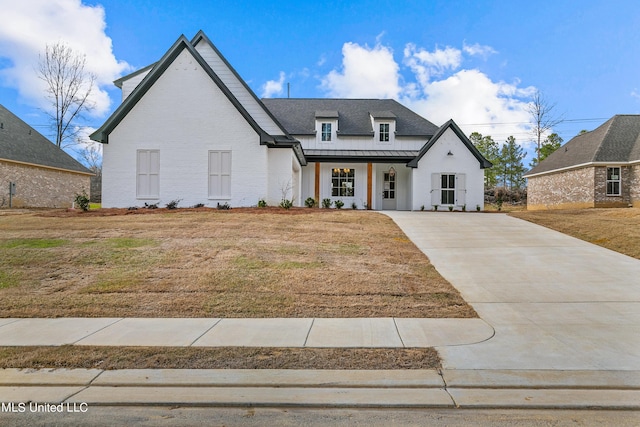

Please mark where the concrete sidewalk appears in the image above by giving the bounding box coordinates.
[385,212,640,371]
[1,368,639,409]
[0,317,492,348]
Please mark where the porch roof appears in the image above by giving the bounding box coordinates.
[304,149,419,163]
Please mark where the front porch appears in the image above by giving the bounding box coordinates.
[301,161,412,210]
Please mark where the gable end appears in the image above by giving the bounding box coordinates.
[91,35,278,147]
[408,119,492,168]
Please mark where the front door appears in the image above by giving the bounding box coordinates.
[382,170,397,210]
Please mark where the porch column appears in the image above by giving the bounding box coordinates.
[367,162,373,210]
[314,162,320,201]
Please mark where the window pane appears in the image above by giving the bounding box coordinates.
[607,181,620,195]
[607,167,620,180]
[441,175,448,188]
[449,175,456,188]
[322,123,332,141]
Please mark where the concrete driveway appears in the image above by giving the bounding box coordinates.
[385,212,640,371]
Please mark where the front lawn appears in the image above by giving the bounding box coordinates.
[510,207,640,260]
[0,208,475,318]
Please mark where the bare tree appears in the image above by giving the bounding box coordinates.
[528,90,563,165]
[37,42,96,148]
[75,139,102,175]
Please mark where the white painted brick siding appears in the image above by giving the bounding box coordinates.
[411,128,485,211]
[103,49,270,208]
[194,41,284,136]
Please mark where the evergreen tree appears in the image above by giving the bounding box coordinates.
[529,133,563,168]
[469,132,500,189]
[499,136,526,190]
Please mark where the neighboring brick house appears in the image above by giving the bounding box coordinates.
[524,115,640,210]
[0,104,93,208]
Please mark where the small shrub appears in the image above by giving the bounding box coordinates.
[166,199,181,210]
[191,203,205,208]
[433,205,438,211]
[144,202,158,209]
[351,202,358,210]
[476,205,481,212]
[217,202,231,210]
[448,206,454,212]
[279,199,293,210]
[304,197,317,208]
[462,204,466,212]
[334,199,344,209]
[322,198,332,209]
[257,199,267,208]
[421,205,425,211]
[127,206,138,211]
[74,191,90,212]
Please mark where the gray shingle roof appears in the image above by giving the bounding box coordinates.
[261,98,439,137]
[525,115,640,176]
[0,104,91,174]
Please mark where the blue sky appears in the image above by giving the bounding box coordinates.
[2,0,640,162]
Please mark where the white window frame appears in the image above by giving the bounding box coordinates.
[331,168,355,197]
[209,150,232,199]
[431,173,466,206]
[441,174,456,205]
[379,123,390,142]
[136,149,160,199]
[606,167,621,196]
[321,123,332,141]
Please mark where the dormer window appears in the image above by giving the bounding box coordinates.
[321,123,332,141]
[315,110,339,143]
[380,123,390,142]
[370,111,396,144]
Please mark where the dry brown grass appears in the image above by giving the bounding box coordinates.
[0,207,475,318]
[0,346,439,370]
[510,207,640,260]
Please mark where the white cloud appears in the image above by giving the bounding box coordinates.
[404,43,462,86]
[320,42,401,99]
[402,70,534,144]
[463,42,498,58]
[0,0,130,117]
[261,71,286,98]
[322,40,536,145]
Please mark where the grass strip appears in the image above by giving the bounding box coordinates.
[0,346,439,370]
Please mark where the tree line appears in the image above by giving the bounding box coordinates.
[470,131,563,191]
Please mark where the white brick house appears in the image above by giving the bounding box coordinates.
[91,31,491,210]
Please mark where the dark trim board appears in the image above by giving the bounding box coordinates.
[304,150,419,163]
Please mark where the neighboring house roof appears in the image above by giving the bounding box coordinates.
[407,119,493,169]
[262,98,439,137]
[525,115,640,177]
[0,104,92,175]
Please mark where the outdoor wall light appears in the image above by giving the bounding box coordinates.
[447,150,453,156]
[388,166,396,177]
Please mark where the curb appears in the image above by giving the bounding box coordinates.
[1,368,640,409]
